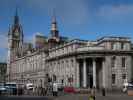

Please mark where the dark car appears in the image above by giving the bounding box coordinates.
[0,84,7,95]
[5,83,17,95]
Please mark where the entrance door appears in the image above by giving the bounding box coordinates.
[86,58,93,88]
[88,74,93,88]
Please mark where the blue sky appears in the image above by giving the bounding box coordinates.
[0,0,133,62]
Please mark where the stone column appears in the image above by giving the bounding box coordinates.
[83,59,87,88]
[76,61,80,88]
[102,59,106,88]
[93,58,96,88]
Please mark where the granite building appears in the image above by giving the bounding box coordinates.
[7,11,133,90]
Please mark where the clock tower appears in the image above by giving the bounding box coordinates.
[7,9,24,82]
[8,9,24,62]
[8,9,23,49]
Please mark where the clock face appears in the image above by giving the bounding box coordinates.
[14,32,19,37]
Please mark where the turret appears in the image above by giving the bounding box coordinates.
[50,16,59,38]
[48,16,60,48]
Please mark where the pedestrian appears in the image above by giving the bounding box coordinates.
[42,87,46,96]
[52,83,58,96]
[40,86,43,96]
[89,95,94,100]
[37,86,40,96]
[45,86,48,95]
[89,87,96,100]
[102,87,106,96]
[23,85,27,95]
[33,86,35,96]
[34,86,37,96]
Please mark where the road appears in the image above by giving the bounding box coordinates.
[0,93,133,100]
[0,96,53,100]
[54,93,133,100]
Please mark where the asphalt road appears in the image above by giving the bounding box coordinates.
[0,93,133,100]
[54,94,133,100]
[0,96,53,100]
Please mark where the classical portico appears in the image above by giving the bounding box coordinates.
[77,57,106,89]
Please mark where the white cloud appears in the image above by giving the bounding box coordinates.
[97,4,133,19]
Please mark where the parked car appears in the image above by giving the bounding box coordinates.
[0,84,6,95]
[5,82,17,95]
[26,83,34,90]
[64,86,76,93]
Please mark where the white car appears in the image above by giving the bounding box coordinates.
[26,83,34,90]
[122,82,133,92]
[123,82,128,92]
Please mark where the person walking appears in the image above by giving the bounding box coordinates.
[34,86,37,96]
[40,86,43,96]
[89,87,96,100]
[102,87,106,96]
[52,83,58,96]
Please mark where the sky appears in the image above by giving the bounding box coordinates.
[1,0,133,62]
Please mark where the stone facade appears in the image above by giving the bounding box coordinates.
[7,36,133,90]
[7,11,133,90]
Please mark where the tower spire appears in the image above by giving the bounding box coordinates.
[52,9,56,24]
[50,11,59,38]
[14,7,19,25]
[51,15,58,31]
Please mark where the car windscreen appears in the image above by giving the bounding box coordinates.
[5,84,16,88]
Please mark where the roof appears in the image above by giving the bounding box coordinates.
[97,36,130,41]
